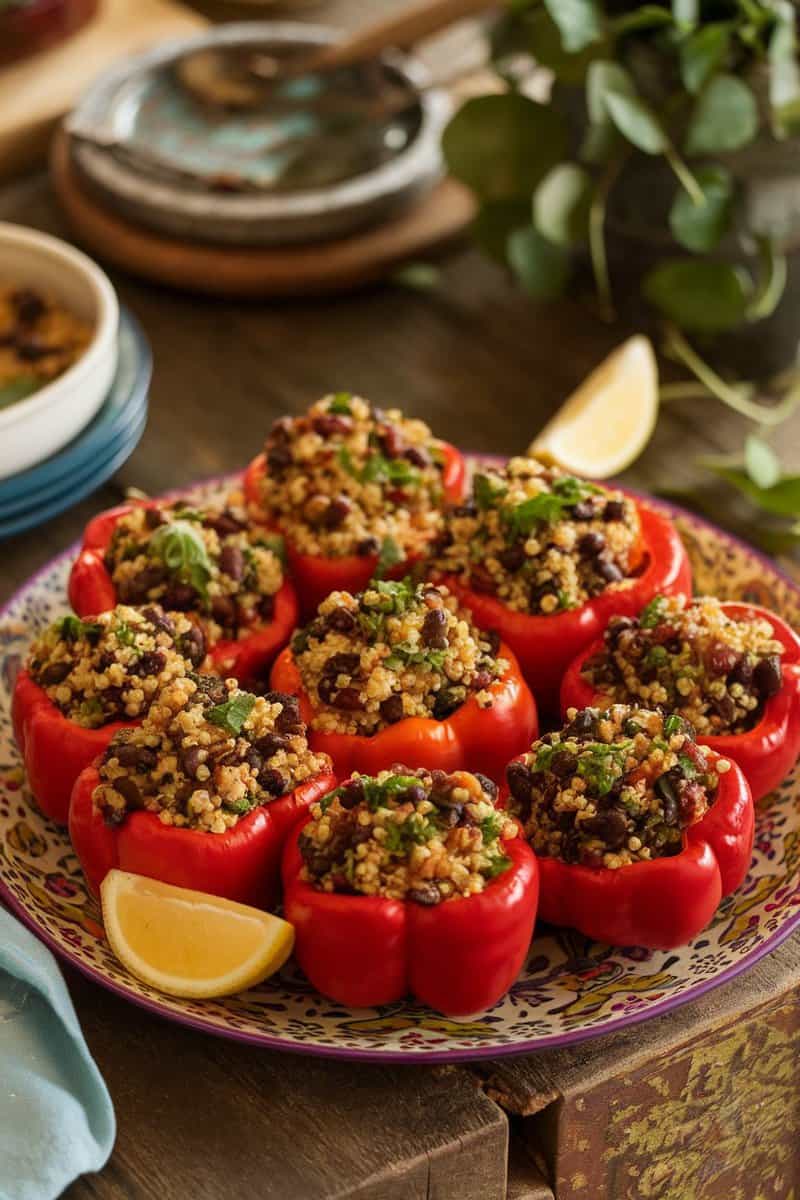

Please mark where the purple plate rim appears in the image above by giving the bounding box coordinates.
[1,462,799,1063]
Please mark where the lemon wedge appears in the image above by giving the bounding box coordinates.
[529,335,658,478]
[100,870,294,998]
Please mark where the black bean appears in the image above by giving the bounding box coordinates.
[557,810,576,832]
[451,502,477,519]
[317,676,338,705]
[578,531,606,558]
[39,661,72,686]
[379,694,404,724]
[211,595,237,627]
[474,773,498,801]
[259,768,287,796]
[124,565,167,601]
[179,625,206,668]
[142,606,175,637]
[439,803,464,829]
[564,708,599,739]
[206,511,244,537]
[114,743,153,770]
[219,545,244,581]
[195,674,229,705]
[356,536,380,557]
[144,507,166,530]
[711,693,736,725]
[323,652,360,678]
[654,772,679,825]
[597,558,624,583]
[245,747,263,774]
[602,500,625,522]
[115,777,144,809]
[571,499,597,521]
[433,689,462,720]
[727,653,753,688]
[12,288,45,325]
[605,616,636,647]
[421,608,448,649]
[323,497,352,529]
[326,606,357,634]
[334,687,364,711]
[550,750,578,779]
[132,650,166,677]
[269,416,293,442]
[180,745,204,778]
[379,425,404,459]
[506,761,532,805]
[274,697,303,733]
[255,733,289,759]
[753,655,782,700]
[312,413,353,437]
[266,444,292,473]
[162,582,197,611]
[404,446,430,468]
[498,544,525,572]
[338,778,365,808]
[409,883,441,906]
[581,810,628,850]
[399,785,427,807]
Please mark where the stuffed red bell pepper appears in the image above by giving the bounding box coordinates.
[68,497,298,684]
[282,766,539,1013]
[69,674,335,909]
[12,605,204,825]
[269,578,538,782]
[431,457,692,711]
[241,392,466,617]
[503,703,753,949]
[560,595,800,802]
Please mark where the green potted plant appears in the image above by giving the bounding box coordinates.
[441,0,800,549]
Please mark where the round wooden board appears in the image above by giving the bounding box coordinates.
[49,128,475,297]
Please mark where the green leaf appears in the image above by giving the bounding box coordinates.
[542,0,602,52]
[507,227,571,301]
[705,467,800,517]
[679,23,731,93]
[374,536,403,580]
[149,520,213,598]
[668,165,734,251]
[643,259,752,332]
[604,89,669,154]
[746,236,788,322]
[769,1,800,136]
[586,60,635,124]
[492,5,606,84]
[745,435,781,490]
[611,6,673,36]
[57,615,103,643]
[206,692,257,736]
[0,374,39,410]
[684,75,759,156]
[533,163,593,246]
[672,0,698,26]
[442,93,568,202]
[391,263,440,291]
[329,392,352,414]
[471,199,532,262]
[474,472,508,510]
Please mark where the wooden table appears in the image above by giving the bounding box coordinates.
[2,168,800,1200]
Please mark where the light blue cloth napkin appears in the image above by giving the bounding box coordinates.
[0,907,115,1200]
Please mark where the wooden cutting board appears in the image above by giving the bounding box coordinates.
[0,0,207,183]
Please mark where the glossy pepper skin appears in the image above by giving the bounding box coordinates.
[560,601,800,803]
[502,749,753,949]
[282,815,539,1013]
[269,641,538,783]
[69,764,336,909]
[11,669,132,826]
[243,442,467,618]
[67,501,299,684]
[437,501,692,713]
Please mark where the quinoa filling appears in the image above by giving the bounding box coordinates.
[507,705,728,869]
[255,392,450,561]
[434,456,641,614]
[291,580,506,735]
[299,767,516,903]
[105,500,285,644]
[27,606,204,728]
[582,595,785,735]
[95,676,330,833]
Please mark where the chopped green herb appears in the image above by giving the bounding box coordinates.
[366,578,415,614]
[678,753,698,779]
[149,520,213,600]
[664,714,689,737]
[480,812,505,844]
[256,533,286,563]
[78,697,104,723]
[222,795,255,815]
[384,642,447,672]
[576,741,633,796]
[500,476,599,541]
[206,693,257,735]
[337,446,420,488]
[329,392,353,415]
[474,472,508,510]
[483,852,512,879]
[57,615,103,643]
[114,621,136,647]
[374,536,403,580]
[639,595,668,629]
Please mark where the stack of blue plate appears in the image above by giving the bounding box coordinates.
[0,307,151,540]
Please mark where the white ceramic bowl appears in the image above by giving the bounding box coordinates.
[0,223,118,481]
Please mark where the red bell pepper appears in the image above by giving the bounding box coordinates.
[282,814,539,1013]
[11,669,132,826]
[69,764,336,909]
[560,601,800,803]
[269,641,538,783]
[67,501,299,684]
[501,749,753,949]
[437,501,692,713]
[243,442,467,618]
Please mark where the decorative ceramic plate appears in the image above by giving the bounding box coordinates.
[1,467,799,1062]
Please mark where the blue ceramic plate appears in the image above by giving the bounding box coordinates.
[0,409,147,540]
[0,306,151,506]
